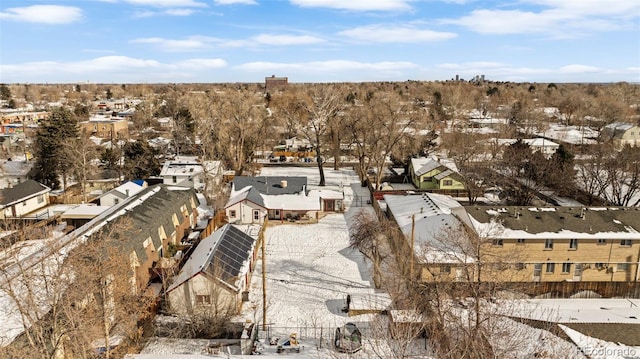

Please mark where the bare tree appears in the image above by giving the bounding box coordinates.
[64,129,100,203]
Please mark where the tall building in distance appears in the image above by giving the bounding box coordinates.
[265,75,288,92]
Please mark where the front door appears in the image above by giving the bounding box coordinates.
[325,200,335,212]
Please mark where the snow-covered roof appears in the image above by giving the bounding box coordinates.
[61,204,111,218]
[263,193,319,211]
[225,186,265,208]
[410,156,459,177]
[0,160,32,177]
[384,193,468,263]
[159,160,204,177]
[496,138,560,148]
[504,298,640,324]
[466,206,640,240]
[167,224,257,293]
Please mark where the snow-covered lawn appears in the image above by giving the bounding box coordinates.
[235,166,386,356]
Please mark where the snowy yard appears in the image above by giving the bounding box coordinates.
[238,166,384,356]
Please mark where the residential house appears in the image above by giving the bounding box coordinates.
[225,176,343,224]
[0,160,33,189]
[601,122,640,149]
[0,180,50,219]
[166,224,258,315]
[97,181,146,206]
[496,138,560,158]
[78,115,129,140]
[409,157,465,191]
[159,157,224,193]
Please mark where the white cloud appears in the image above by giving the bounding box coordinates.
[443,0,639,36]
[177,58,227,68]
[251,34,325,45]
[559,64,600,73]
[164,8,196,15]
[0,5,83,24]
[339,24,456,43]
[214,0,257,4]
[129,36,220,51]
[236,60,417,72]
[1,56,227,82]
[123,0,207,8]
[289,0,412,11]
[130,34,325,50]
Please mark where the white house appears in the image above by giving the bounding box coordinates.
[0,160,33,189]
[98,181,145,207]
[166,224,258,315]
[159,157,224,192]
[224,176,343,224]
[0,180,50,219]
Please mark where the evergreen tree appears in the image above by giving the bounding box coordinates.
[30,108,79,189]
[0,84,11,101]
[122,141,160,180]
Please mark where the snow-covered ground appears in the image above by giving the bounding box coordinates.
[238,166,385,356]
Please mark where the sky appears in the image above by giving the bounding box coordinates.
[0,0,639,84]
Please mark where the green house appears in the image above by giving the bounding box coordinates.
[409,157,465,190]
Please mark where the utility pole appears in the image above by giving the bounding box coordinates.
[262,216,268,331]
[410,214,415,280]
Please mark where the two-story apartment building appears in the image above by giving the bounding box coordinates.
[463,206,640,283]
[384,194,640,288]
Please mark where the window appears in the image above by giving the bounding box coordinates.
[443,179,453,186]
[562,263,571,273]
[195,295,211,305]
[546,263,555,273]
[230,210,236,218]
[569,238,578,250]
[515,263,525,270]
[621,239,632,247]
[172,176,177,183]
[617,263,629,271]
[441,265,451,273]
[492,239,503,246]
[253,210,260,221]
[423,176,432,182]
[597,239,607,245]
[37,194,44,204]
[545,238,553,250]
[517,238,526,245]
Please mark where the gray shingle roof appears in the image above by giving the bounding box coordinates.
[0,180,49,206]
[92,185,199,265]
[225,186,265,208]
[233,176,307,195]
